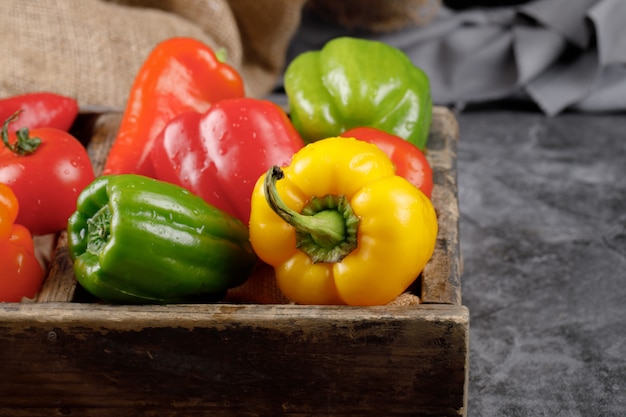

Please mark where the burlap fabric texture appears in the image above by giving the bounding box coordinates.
[0,0,441,110]
[0,0,306,109]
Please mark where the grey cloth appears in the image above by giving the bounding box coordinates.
[285,0,626,115]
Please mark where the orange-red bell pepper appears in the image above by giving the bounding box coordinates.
[103,37,245,177]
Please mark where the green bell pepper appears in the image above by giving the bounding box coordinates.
[67,174,257,304]
[284,36,432,150]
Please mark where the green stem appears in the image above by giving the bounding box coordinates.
[86,204,112,255]
[215,47,228,63]
[2,111,42,155]
[263,166,359,263]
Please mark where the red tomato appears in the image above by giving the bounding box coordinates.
[0,114,95,235]
[340,127,433,198]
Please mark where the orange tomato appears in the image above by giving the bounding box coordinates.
[0,183,44,302]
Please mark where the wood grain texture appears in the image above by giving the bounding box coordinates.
[0,303,468,416]
[35,232,76,303]
[422,106,462,305]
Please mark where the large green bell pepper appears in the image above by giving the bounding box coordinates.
[67,174,257,304]
[284,36,432,150]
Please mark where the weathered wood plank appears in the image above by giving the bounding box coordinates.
[35,232,76,302]
[0,303,468,417]
[422,106,462,305]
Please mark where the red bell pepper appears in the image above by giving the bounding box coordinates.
[340,127,433,198]
[0,92,78,134]
[150,97,305,224]
[103,37,245,177]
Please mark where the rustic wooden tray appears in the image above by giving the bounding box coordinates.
[0,106,468,417]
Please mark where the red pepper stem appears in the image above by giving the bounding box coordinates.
[215,48,228,63]
[263,166,359,263]
[1,111,42,156]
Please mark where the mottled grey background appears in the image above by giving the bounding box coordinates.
[456,109,626,416]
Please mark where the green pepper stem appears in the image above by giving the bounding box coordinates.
[263,166,359,263]
[86,204,112,255]
[1,111,42,155]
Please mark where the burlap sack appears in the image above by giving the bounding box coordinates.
[0,0,306,109]
[0,0,441,110]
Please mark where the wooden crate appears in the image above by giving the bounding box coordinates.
[0,106,468,417]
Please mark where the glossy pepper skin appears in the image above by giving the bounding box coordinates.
[1,112,95,235]
[340,127,433,198]
[284,36,432,150]
[103,37,245,177]
[0,183,44,302]
[0,92,78,134]
[67,174,257,304]
[249,137,438,306]
[150,97,304,224]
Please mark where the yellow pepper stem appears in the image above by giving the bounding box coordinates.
[264,166,359,263]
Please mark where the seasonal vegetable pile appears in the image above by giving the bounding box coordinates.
[0,36,437,306]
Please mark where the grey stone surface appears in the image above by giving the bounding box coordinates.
[456,110,626,417]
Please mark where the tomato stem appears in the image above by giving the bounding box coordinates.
[1,111,42,156]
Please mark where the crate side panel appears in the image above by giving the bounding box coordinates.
[0,303,468,417]
[422,106,462,305]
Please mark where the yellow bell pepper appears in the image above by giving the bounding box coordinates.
[249,137,438,306]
